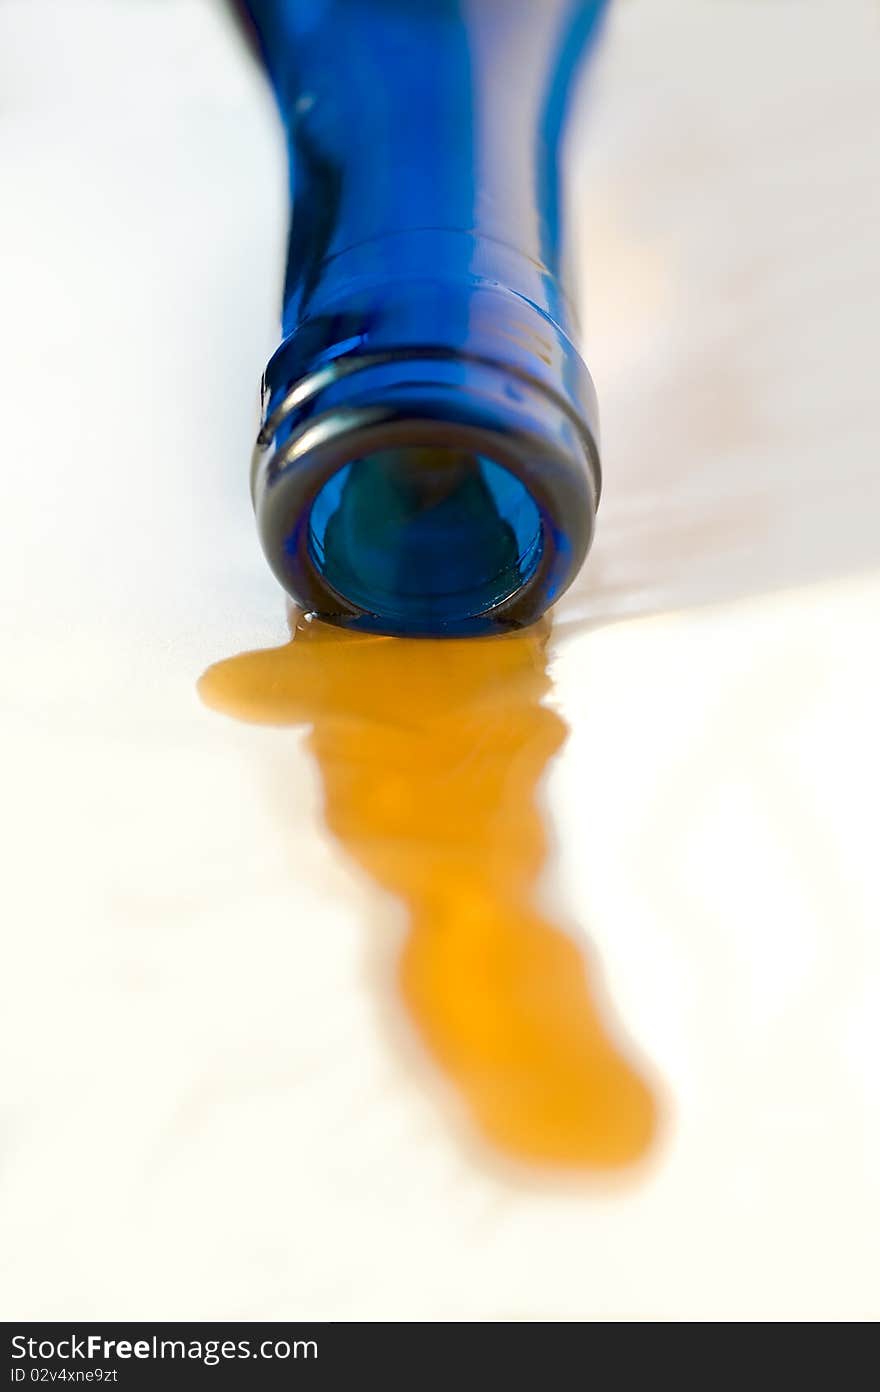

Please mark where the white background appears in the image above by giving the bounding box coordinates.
[0,0,878,1319]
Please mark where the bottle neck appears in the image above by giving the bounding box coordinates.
[244,0,608,337]
[243,0,608,636]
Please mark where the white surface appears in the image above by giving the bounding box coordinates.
[0,0,878,1320]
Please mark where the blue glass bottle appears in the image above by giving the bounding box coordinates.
[240,0,608,636]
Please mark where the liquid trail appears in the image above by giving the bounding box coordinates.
[200,617,656,1168]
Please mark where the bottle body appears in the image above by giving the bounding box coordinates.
[242,0,608,635]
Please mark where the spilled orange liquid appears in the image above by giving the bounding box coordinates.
[199,616,656,1168]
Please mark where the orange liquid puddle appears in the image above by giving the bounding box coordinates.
[199,617,656,1169]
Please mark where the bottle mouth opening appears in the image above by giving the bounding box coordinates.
[253,345,600,636]
[305,446,544,627]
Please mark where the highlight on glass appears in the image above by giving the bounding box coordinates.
[239,0,609,636]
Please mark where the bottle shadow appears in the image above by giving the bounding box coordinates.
[199,614,658,1173]
[557,196,880,637]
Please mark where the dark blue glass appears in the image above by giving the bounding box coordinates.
[241,0,608,636]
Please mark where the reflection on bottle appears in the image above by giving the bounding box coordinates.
[199,617,656,1168]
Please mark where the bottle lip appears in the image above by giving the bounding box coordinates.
[254,344,600,494]
[252,347,600,637]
